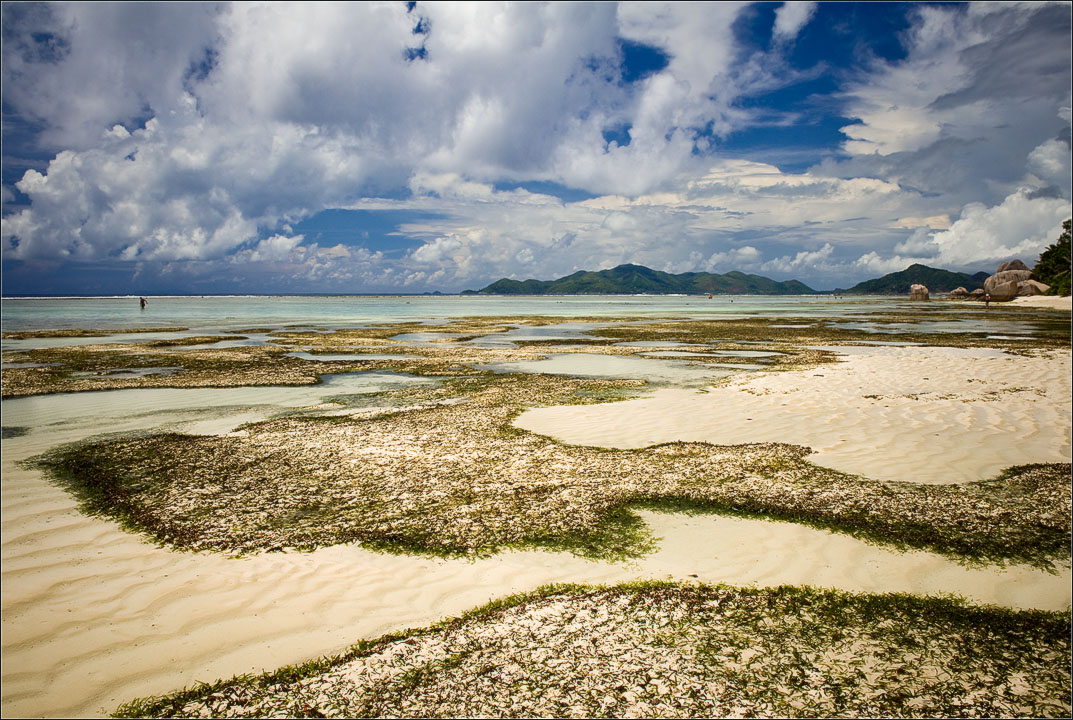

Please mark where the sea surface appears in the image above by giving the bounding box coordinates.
[0,293,1012,336]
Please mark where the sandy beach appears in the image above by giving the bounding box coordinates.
[2,329,1069,716]
[516,345,1072,484]
[1009,295,1073,310]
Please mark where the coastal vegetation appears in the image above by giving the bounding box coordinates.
[1032,218,1071,296]
[114,581,1071,718]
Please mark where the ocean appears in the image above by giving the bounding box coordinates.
[0,293,994,335]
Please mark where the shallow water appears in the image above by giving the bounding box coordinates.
[1,372,436,434]
[0,294,978,335]
[285,351,419,362]
[477,352,739,386]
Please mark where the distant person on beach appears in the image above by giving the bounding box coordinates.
[985,293,990,308]
[140,297,147,310]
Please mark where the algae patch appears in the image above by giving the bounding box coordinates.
[33,371,1071,568]
[113,581,1072,719]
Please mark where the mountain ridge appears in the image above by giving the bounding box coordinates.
[464,263,815,295]
[465,262,990,296]
[835,263,988,295]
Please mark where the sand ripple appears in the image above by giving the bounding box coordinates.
[515,345,1072,484]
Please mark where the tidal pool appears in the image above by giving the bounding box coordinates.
[477,352,739,386]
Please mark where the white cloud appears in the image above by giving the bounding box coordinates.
[893,215,951,230]
[762,243,834,274]
[927,190,1071,268]
[241,234,305,264]
[827,2,1071,211]
[1,2,1069,293]
[1,2,220,149]
[705,245,761,272]
[1027,137,1072,192]
[772,2,817,43]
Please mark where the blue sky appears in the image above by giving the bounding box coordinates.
[2,1,1070,295]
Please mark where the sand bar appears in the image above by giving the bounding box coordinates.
[516,345,1072,484]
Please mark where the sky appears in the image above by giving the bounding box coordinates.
[1,1,1071,295]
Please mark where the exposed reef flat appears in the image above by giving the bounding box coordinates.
[33,370,1071,568]
[117,582,1070,719]
[4,307,1068,398]
[4,306,1070,718]
[1,326,188,339]
[2,316,832,398]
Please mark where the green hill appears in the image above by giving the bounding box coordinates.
[468,264,814,295]
[836,264,987,295]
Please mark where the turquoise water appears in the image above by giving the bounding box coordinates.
[0,294,980,334]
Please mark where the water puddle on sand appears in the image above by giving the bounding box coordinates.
[0,371,437,449]
[285,351,419,362]
[640,350,728,358]
[70,366,183,379]
[1,330,211,351]
[831,319,1044,336]
[172,334,275,350]
[469,322,609,346]
[615,340,696,348]
[477,352,739,386]
[389,331,467,343]
[1,361,62,369]
[710,349,783,358]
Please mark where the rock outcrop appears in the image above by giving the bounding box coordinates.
[949,286,970,299]
[1017,279,1050,296]
[909,284,929,300]
[983,259,1044,300]
[997,259,1029,273]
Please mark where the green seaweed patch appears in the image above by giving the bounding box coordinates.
[141,336,245,347]
[0,342,386,398]
[112,581,1072,719]
[31,372,1072,569]
[1,425,30,439]
[591,315,1070,351]
[1,327,188,339]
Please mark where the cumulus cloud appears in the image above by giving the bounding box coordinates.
[926,190,1070,268]
[0,2,1069,293]
[1026,136,1072,193]
[5,1,761,267]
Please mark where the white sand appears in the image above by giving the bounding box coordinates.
[1009,295,1072,310]
[516,345,1072,484]
[3,346,1071,717]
